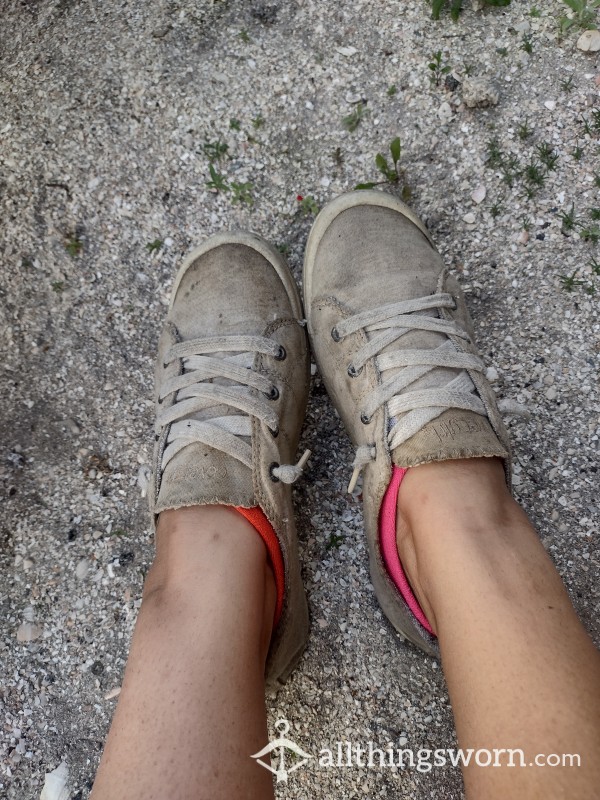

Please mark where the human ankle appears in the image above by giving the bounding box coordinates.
[398,457,513,534]
[150,505,276,661]
[393,458,518,633]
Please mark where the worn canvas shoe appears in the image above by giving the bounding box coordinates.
[303,191,512,656]
[151,232,311,690]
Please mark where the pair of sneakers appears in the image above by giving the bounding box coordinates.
[150,190,511,691]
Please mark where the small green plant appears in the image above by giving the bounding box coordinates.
[146,239,163,253]
[560,75,574,93]
[65,236,83,257]
[559,204,577,232]
[580,226,600,244]
[559,270,585,292]
[559,0,600,34]
[523,159,546,197]
[521,34,533,54]
[229,118,241,131]
[342,101,367,132]
[522,216,532,231]
[595,173,600,188]
[387,84,398,97]
[205,163,230,192]
[375,137,402,183]
[298,195,320,216]
[501,154,521,188]
[326,532,345,550]
[530,6,542,16]
[203,138,229,161]
[276,243,290,255]
[51,280,64,293]
[496,46,509,56]
[355,137,402,190]
[590,208,600,220]
[490,202,503,219]
[486,137,504,169]
[252,113,265,129]
[518,119,533,140]
[238,28,251,42]
[428,50,451,86]
[230,181,254,205]
[430,0,510,22]
[536,142,559,171]
[589,256,600,275]
[572,144,584,161]
[332,146,345,167]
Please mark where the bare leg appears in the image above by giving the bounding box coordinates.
[91,505,276,800]
[396,458,600,799]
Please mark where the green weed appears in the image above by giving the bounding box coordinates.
[343,101,367,132]
[559,0,600,34]
[430,0,510,21]
[559,270,585,291]
[355,137,402,190]
[65,236,83,257]
[203,138,229,162]
[428,50,451,86]
[298,195,320,216]
[230,181,254,205]
[559,204,577,232]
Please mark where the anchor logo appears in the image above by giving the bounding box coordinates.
[250,719,312,783]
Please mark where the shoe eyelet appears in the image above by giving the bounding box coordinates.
[157,396,163,405]
[274,345,286,361]
[266,386,280,401]
[269,462,280,482]
[270,425,279,438]
[331,327,341,342]
[360,412,372,425]
[347,364,363,378]
[154,433,160,441]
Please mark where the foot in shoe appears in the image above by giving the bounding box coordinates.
[303,191,514,654]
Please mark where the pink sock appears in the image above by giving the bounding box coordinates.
[379,465,435,636]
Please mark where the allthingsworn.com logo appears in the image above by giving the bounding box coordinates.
[251,719,582,783]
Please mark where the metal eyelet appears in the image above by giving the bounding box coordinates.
[266,386,280,401]
[347,364,363,378]
[157,396,163,405]
[360,412,372,425]
[331,327,341,342]
[274,345,286,361]
[269,462,280,482]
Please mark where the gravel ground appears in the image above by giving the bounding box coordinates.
[1,0,599,797]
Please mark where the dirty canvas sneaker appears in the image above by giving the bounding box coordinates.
[151,232,311,689]
[303,191,512,656]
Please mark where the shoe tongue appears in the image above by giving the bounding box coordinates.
[154,441,255,513]
[391,408,508,468]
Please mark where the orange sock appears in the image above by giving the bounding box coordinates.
[235,506,284,629]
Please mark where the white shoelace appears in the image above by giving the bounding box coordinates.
[156,334,310,483]
[340,293,526,493]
